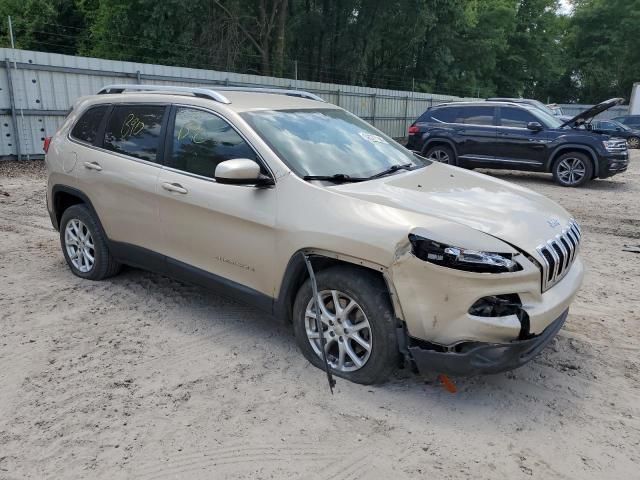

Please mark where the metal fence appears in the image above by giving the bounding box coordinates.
[0,48,479,160]
[0,48,630,160]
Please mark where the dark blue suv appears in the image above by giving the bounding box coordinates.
[407,98,629,187]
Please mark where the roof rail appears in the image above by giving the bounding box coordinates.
[96,84,326,104]
[97,84,231,104]
[215,86,326,102]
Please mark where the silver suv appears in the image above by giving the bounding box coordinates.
[45,85,584,384]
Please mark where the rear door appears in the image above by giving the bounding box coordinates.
[74,103,168,254]
[452,105,497,166]
[493,106,549,168]
[156,105,277,298]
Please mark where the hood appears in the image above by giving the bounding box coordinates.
[560,98,625,127]
[332,164,573,255]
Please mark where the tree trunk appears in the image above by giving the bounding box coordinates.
[273,0,288,77]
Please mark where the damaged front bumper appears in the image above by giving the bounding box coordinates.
[408,309,567,376]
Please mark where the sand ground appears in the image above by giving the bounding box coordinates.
[0,152,639,479]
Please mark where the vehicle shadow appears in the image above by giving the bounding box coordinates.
[107,266,595,415]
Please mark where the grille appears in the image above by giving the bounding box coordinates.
[536,219,581,292]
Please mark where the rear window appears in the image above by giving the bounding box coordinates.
[71,105,108,144]
[103,105,166,163]
[423,107,458,123]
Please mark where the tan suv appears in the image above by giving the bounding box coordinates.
[45,84,584,384]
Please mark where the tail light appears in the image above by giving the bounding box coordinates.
[408,125,419,135]
[43,136,52,153]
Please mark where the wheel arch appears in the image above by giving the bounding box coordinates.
[547,144,600,177]
[51,185,104,233]
[421,138,459,158]
[274,249,404,325]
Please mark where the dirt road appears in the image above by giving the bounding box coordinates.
[1,154,639,479]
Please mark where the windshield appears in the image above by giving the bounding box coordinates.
[610,120,631,131]
[241,108,427,178]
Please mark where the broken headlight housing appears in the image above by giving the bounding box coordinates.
[408,234,521,273]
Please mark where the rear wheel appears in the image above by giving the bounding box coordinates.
[627,136,640,149]
[60,204,121,280]
[424,144,456,165]
[292,266,397,385]
[552,152,593,187]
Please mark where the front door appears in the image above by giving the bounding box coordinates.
[493,106,549,168]
[156,106,277,299]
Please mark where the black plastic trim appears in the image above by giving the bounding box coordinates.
[421,137,459,158]
[408,309,568,376]
[50,185,104,233]
[274,251,309,323]
[109,241,274,314]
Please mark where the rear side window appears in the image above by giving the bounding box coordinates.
[103,105,166,163]
[426,107,458,123]
[499,107,538,128]
[71,105,108,144]
[167,107,259,179]
[456,106,495,126]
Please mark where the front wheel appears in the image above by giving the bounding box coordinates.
[627,136,640,149]
[552,152,593,187]
[292,266,397,385]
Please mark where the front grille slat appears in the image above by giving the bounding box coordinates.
[536,219,581,292]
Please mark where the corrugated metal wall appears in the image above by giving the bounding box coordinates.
[0,48,477,159]
[1,48,628,159]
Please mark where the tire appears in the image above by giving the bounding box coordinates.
[59,204,121,280]
[551,152,593,187]
[424,144,456,166]
[292,265,397,385]
[628,136,640,149]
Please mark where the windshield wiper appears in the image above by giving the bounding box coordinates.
[365,163,413,180]
[302,173,367,183]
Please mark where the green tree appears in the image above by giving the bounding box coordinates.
[565,0,640,102]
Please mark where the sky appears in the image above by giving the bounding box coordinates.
[558,0,574,15]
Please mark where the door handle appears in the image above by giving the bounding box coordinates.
[161,182,188,194]
[83,161,102,171]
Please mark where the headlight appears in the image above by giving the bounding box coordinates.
[603,139,626,152]
[408,234,521,273]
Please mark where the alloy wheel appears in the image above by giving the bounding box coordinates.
[65,219,95,273]
[304,290,372,372]
[628,137,640,149]
[427,149,450,164]
[556,157,586,186]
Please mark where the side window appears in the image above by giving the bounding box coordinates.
[168,107,258,179]
[71,105,108,144]
[457,106,495,126]
[103,105,166,163]
[499,107,538,128]
[428,107,458,123]
[599,121,615,131]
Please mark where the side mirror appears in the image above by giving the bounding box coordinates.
[527,122,543,131]
[214,159,274,186]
